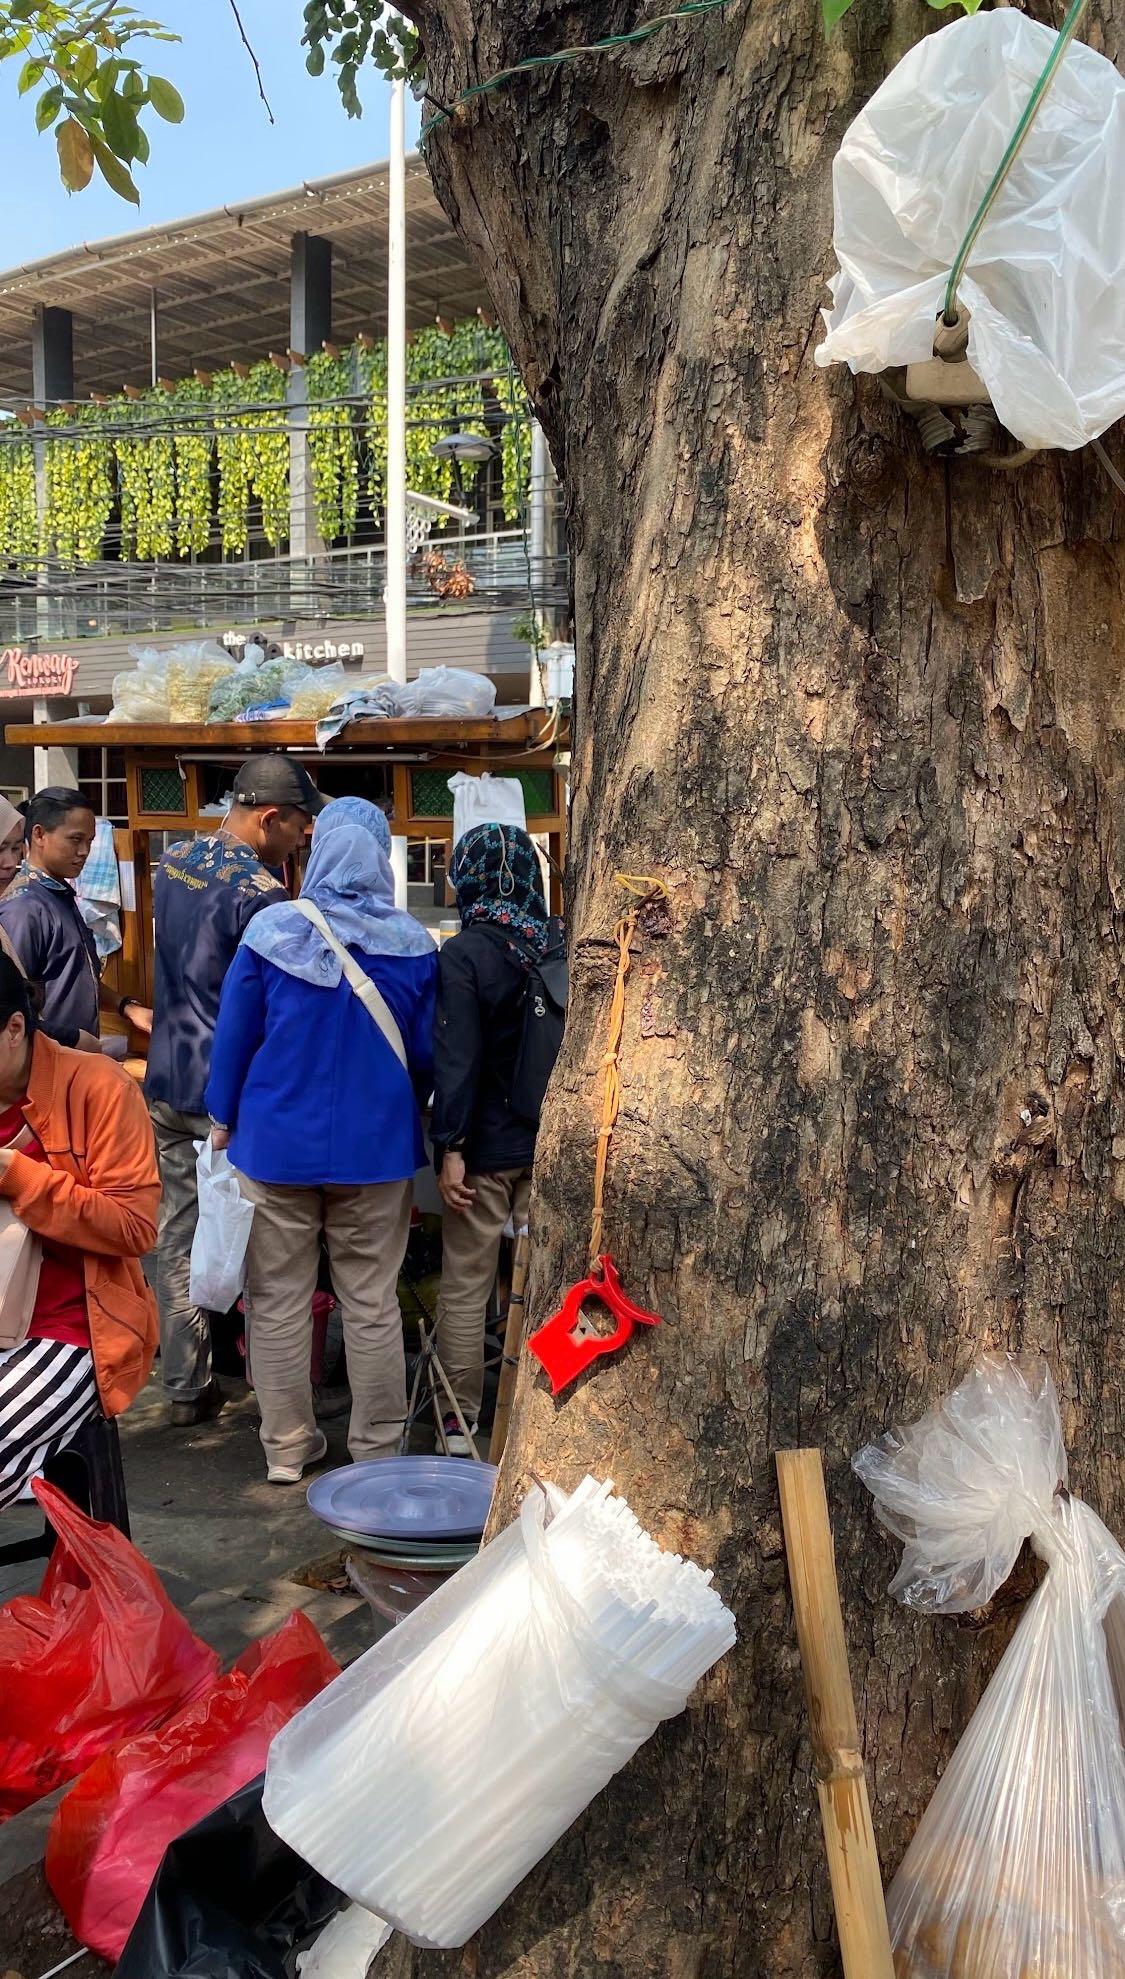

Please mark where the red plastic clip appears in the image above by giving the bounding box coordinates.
[527,1255,661,1396]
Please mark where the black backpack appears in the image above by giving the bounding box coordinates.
[509,919,568,1127]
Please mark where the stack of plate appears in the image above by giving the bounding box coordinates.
[307,1456,497,1574]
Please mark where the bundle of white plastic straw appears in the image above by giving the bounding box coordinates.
[264,1476,735,1948]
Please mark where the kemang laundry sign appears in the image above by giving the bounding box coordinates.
[1,648,79,697]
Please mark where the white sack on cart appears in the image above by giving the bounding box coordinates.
[816,11,1125,451]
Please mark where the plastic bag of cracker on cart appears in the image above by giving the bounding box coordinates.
[855,1355,1125,1979]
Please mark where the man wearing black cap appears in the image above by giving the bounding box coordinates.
[146,755,324,1425]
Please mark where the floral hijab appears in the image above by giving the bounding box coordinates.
[450,823,549,966]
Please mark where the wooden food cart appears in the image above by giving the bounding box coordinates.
[5,711,568,1017]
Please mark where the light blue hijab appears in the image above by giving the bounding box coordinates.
[242,796,433,986]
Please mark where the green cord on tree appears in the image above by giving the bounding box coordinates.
[420,0,732,144]
[943,0,1088,324]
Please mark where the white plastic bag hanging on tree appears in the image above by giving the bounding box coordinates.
[855,1355,1125,1978]
[816,11,1125,451]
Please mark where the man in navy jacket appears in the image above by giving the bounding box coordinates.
[145,756,323,1426]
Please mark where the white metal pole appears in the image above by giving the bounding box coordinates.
[386,75,409,907]
[528,421,548,708]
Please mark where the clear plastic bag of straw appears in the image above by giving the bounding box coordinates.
[263,1477,734,1949]
[855,1355,1125,1978]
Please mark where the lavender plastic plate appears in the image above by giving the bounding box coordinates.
[307,1456,497,1540]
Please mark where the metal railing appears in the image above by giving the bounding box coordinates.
[0,526,570,647]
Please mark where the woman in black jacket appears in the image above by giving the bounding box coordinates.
[431,823,552,1451]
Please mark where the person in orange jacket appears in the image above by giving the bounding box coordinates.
[0,953,159,1511]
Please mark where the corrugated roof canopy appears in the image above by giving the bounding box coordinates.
[0,155,488,402]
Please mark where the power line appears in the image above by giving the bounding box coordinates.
[420,0,734,142]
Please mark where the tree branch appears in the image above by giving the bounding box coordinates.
[227,0,275,124]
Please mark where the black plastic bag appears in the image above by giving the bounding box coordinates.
[113,1772,346,1979]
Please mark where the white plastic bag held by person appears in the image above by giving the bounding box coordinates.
[188,1138,254,1311]
[817,12,1125,451]
[855,1355,1125,1979]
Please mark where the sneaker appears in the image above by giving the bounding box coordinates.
[170,1379,225,1429]
[267,1430,328,1486]
[441,1414,479,1459]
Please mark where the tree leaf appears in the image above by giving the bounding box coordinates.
[101,87,140,158]
[17,56,45,94]
[35,85,64,132]
[90,131,139,204]
[133,120,149,164]
[56,115,94,192]
[822,0,858,26]
[147,74,183,122]
[73,41,98,88]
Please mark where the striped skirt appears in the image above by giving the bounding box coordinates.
[0,1338,99,1513]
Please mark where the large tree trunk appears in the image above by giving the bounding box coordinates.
[396,1,1125,1972]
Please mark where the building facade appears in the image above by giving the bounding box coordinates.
[0,157,567,801]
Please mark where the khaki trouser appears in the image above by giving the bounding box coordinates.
[238,1173,412,1471]
[436,1168,532,1424]
[149,1101,212,1402]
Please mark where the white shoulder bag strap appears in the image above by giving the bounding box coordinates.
[291,899,408,1070]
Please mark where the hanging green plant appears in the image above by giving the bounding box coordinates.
[41,404,113,565]
[140,388,175,561]
[0,434,38,572]
[43,409,79,564]
[172,378,214,557]
[112,397,143,561]
[492,360,530,524]
[243,360,290,549]
[405,326,456,505]
[212,369,254,557]
[112,390,176,562]
[306,350,358,544]
[75,404,115,563]
[362,319,527,528]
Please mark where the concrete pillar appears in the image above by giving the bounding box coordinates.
[32,697,78,792]
[32,306,74,646]
[32,304,73,407]
[288,233,333,567]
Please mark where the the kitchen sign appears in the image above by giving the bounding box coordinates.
[1,648,79,697]
[222,630,366,667]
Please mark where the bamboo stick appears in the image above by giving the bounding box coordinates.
[490,1234,530,1466]
[776,1449,895,1979]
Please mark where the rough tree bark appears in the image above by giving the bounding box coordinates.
[392,0,1125,1972]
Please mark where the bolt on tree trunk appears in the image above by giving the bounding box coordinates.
[386,0,1125,1972]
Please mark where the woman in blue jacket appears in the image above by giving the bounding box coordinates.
[206,798,436,1484]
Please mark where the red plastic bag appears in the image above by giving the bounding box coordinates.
[45,1610,341,1963]
[0,1479,220,1821]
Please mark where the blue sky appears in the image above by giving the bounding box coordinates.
[0,0,418,267]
